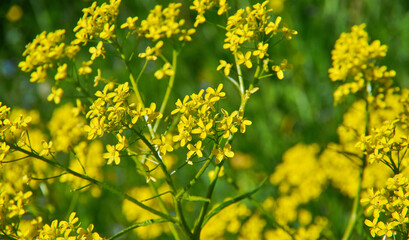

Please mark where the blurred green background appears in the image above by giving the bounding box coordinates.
[1,0,409,238]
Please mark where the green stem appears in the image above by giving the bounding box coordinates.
[132,129,192,238]
[128,149,182,240]
[108,219,170,240]
[342,96,370,240]
[135,59,148,86]
[192,162,223,238]
[341,163,365,240]
[234,52,245,97]
[175,153,214,200]
[154,49,179,132]
[110,37,155,138]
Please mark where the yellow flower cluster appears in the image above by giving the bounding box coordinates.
[329,24,396,104]
[0,183,32,229]
[171,84,251,164]
[201,202,251,239]
[122,186,172,239]
[0,182,43,240]
[319,100,392,197]
[73,0,121,44]
[362,174,409,239]
[36,212,105,240]
[138,3,195,42]
[269,143,326,225]
[190,0,229,27]
[48,103,87,152]
[224,0,297,52]
[357,120,408,170]
[85,82,161,139]
[0,102,32,152]
[18,29,79,83]
[264,215,327,240]
[85,82,161,165]
[217,1,296,79]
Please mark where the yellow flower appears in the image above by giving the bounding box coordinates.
[103,144,120,165]
[191,119,213,139]
[187,141,203,163]
[100,23,115,40]
[120,16,138,30]
[78,60,93,75]
[30,66,47,83]
[253,42,269,59]
[115,133,128,151]
[179,28,196,42]
[55,63,68,81]
[236,51,253,68]
[39,140,53,156]
[47,87,64,104]
[212,144,234,163]
[205,84,226,102]
[152,134,174,156]
[216,60,233,76]
[154,63,174,80]
[0,142,10,161]
[281,24,298,40]
[272,59,292,80]
[89,41,105,60]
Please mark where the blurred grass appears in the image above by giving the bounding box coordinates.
[1,0,409,238]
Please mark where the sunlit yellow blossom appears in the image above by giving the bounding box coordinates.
[79,60,93,75]
[73,0,121,44]
[253,42,269,59]
[89,41,105,60]
[187,141,203,163]
[154,63,174,79]
[0,142,10,161]
[237,51,253,68]
[30,66,47,83]
[139,3,186,41]
[37,212,104,240]
[47,87,64,104]
[103,144,120,165]
[281,24,298,40]
[272,59,292,80]
[152,134,174,156]
[217,60,233,76]
[39,140,53,156]
[212,143,234,163]
[54,63,68,80]
[115,133,128,151]
[179,28,196,42]
[100,23,115,40]
[138,41,163,61]
[121,16,139,30]
[205,84,226,102]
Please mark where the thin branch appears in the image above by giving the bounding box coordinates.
[108,219,170,240]
[6,142,176,223]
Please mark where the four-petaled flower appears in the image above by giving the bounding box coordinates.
[212,144,234,163]
[187,141,203,164]
[103,144,120,165]
[217,60,233,76]
[237,51,253,69]
[272,59,292,80]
